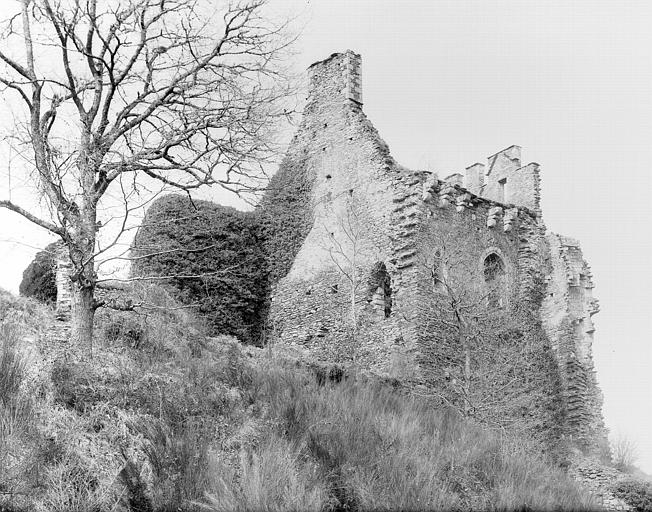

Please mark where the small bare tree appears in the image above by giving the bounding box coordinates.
[323,190,367,365]
[0,0,295,345]
[611,434,638,473]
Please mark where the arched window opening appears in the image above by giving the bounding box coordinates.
[483,253,506,308]
[367,262,392,318]
[431,249,446,293]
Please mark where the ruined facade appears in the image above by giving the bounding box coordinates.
[267,51,607,452]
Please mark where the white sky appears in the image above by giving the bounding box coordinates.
[1,0,651,472]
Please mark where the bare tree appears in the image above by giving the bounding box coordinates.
[611,434,638,473]
[0,0,295,345]
[419,234,531,421]
[323,191,367,365]
[421,238,489,416]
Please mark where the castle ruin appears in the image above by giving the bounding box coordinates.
[266,50,607,452]
[52,50,608,454]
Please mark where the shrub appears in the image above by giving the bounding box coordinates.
[94,282,207,358]
[612,478,652,511]
[117,460,153,512]
[101,314,145,348]
[50,361,98,413]
[18,242,58,304]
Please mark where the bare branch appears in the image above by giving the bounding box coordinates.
[0,200,63,235]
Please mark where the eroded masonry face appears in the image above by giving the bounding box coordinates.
[262,50,608,453]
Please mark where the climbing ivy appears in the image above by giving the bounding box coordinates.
[19,242,58,304]
[130,149,316,345]
[257,150,314,284]
[131,195,267,345]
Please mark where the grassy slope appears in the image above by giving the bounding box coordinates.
[0,287,598,512]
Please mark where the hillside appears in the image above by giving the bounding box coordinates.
[0,286,610,512]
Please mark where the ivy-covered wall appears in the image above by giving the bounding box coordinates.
[19,242,59,304]
[131,195,267,344]
[258,148,314,286]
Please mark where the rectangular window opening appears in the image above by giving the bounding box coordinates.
[498,178,507,203]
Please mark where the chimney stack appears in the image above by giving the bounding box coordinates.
[307,50,363,107]
[344,50,362,105]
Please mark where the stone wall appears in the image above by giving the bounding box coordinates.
[570,457,633,511]
[55,243,73,321]
[541,233,608,453]
[464,145,541,215]
[268,50,418,379]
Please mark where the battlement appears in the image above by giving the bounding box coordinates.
[464,163,485,193]
[462,146,541,213]
[419,172,535,232]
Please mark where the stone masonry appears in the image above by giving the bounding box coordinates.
[266,50,608,454]
[54,242,73,321]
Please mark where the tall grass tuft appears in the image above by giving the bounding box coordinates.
[0,318,35,510]
[0,323,27,405]
[138,418,213,511]
[203,436,328,512]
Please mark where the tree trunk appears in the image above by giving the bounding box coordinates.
[456,312,472,416]
[69,146,99,353]
[71,283,95,352]
[463,342,471,416]
[350,275,357,365]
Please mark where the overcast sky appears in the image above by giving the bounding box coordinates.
[1,0,651,472]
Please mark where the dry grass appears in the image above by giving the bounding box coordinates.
[203,362,598,512]
[0,285,599,512]
[0,304,37,511]
[203,436,328,512]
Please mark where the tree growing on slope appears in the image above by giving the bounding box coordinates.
[0,0,294,346]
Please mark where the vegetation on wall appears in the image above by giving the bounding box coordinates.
[18,242,58,304]
[415,219,567,456]
[129,148,315,344]
[131,195,267,345]
[258,149,314,284]
[611,478,652,512]
[419,303,567,455]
